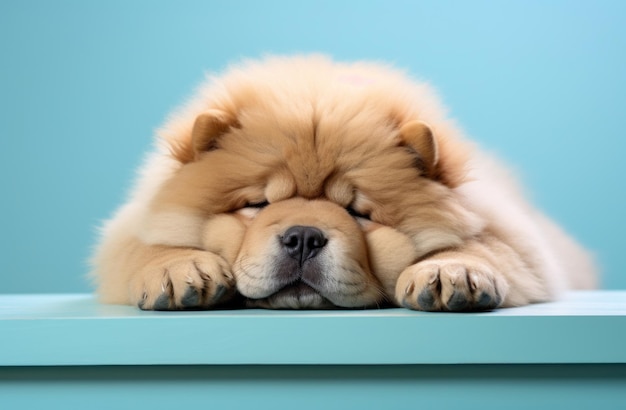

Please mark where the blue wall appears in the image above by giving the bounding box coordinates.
[1,0,624,293]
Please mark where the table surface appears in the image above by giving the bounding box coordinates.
[2,291,625,366]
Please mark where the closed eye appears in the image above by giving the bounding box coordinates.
[345,206,371,220]
[235,200,270,219]
[244,200,270,209]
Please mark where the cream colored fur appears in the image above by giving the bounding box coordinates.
[91,55,596,311]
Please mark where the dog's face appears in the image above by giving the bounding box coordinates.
[142,70,483,309]
[233,198,378,308]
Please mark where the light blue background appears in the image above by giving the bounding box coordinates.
[1,0,624,293]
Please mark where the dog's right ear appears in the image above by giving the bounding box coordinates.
[170,109,237,163]
[191,109,236,156]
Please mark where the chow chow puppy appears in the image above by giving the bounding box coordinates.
[91,55,596,311]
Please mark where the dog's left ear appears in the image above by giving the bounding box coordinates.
[399,120,439,177]
[191,109,237,158]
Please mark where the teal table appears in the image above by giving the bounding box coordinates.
[1,291,625,409]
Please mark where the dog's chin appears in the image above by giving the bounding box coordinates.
[245,281,336,309]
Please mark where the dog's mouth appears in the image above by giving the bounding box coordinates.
[277,280,320,298]
[245,280,336,309]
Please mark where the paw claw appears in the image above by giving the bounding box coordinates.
[446,291,469,311]
[469,273,479,291]
[153,293,172,310]
[428,271,439,285]
[181,286,201,307]
[417,288,436,310]
[211,284,228,303]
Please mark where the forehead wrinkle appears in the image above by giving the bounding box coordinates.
[287,154,331,198]
[283,137,337,199]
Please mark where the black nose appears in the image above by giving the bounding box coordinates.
[281,225,327,265]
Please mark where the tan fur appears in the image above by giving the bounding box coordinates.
[91,55,597,311]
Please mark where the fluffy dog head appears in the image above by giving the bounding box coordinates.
[140,56,483,308]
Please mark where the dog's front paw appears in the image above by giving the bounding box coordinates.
[131,249,235,310]
[395,258,507,311]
